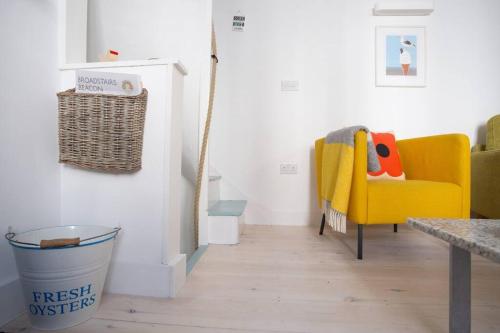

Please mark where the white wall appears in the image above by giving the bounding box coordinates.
[0,0,60,326]
[86,0,213,254]
[62,0,88,64]
[211,0,500,226]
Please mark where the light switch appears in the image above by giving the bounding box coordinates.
[281,80,299,91]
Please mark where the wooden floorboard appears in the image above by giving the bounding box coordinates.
[3,224,500,332]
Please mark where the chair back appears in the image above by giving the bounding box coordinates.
[486,114,500,151]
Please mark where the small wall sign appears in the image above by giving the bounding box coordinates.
[232,13,245,32]
[76,70,142,96]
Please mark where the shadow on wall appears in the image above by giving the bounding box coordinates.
[180,149,197,259]
[476,123,487,145]
[308,147,322,226]
[182,149,197,186]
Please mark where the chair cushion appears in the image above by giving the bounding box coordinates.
[368,132,405,180]
[366,179,463,224]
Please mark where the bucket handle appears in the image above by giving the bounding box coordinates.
[5,227,121,248]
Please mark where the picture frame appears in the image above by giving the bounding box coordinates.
[375,26,426,87]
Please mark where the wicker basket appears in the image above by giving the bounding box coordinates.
[57,88,148,173]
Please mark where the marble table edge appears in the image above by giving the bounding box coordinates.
[407,218,500,264]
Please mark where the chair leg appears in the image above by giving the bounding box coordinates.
[319,213,326,235]
[394,224,398,233]
[357,224,363,260]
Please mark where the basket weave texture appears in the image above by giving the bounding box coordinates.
[57,88,148,173]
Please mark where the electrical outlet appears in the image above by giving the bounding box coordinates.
[280,163,298,174]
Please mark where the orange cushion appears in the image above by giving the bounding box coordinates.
[368,132,405,180]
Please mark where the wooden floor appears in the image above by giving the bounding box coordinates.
[4,224,500,333]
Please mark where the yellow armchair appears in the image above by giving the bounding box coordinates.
[345,132,470,259]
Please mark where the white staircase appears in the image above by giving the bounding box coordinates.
[207,173,246,245]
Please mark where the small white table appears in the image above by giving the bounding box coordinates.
[408,218,500,333]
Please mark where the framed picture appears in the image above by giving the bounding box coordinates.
[375,26,426,87]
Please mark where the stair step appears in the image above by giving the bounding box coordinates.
[209,175,222,182]
[186,245,208,274]
[208,200,247,217]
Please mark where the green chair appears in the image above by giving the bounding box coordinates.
[471,115,500,218]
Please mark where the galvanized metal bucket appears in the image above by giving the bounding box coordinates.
[5,225,120,330]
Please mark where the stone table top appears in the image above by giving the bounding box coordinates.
[408,218,500,263]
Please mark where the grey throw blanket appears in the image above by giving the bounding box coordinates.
[321,126,380,233]
[325,126,381,171]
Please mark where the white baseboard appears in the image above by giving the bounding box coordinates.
[243,205,322,226]
[271,210,322,226]
[0,278,25,327]
[105,257,186,298]
[168,254,186,297]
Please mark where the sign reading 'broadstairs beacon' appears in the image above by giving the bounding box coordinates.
[76,70,142,96]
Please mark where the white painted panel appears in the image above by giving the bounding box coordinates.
[208,215,243,245]
[59,62,186,296]
[164,67,185,265]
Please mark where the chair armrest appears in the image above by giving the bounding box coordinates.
[472,149,500,218]
[316,132,368,222]
[397,134,470,217]
[347,131,368,223]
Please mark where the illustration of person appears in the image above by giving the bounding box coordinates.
[400,48,411,75]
